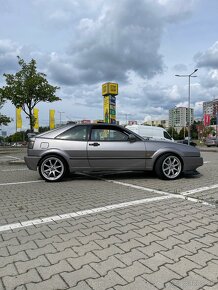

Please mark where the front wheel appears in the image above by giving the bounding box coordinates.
[155,154,182,180]
[39,155,67,182]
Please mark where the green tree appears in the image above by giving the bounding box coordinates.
[210,116,216,125]
[190,123,198,139]
[167,127,179,140]
[5,131,25,143]
[0,97,11,126]
[0,56,61,132]
[178,127,188,140]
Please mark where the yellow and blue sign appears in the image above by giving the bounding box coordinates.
[102,83,118,124]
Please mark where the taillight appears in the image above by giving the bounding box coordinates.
[28,140,35,149]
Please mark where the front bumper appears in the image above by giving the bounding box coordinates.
[183,156,203,172]
[24,156,40,171]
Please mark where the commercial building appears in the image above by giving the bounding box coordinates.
[169,107,194,132]
[144,119,169,128]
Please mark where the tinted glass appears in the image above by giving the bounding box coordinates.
[91,128,129,141]
[56,126,88,141]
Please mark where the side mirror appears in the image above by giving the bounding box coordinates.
[128,134,136,143]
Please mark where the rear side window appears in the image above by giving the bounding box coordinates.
[56,126,88,141]
[164,131,172,140]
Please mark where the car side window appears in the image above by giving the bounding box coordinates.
[91,128,129,141]
[164,131,172,140]
[56,126,88,141]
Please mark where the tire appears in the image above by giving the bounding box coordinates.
[155,154,182,180]
[39,155,67,182]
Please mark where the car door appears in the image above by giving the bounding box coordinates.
[87,125,146,170]
[55,125,90,170]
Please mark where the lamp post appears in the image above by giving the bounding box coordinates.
[58,111,65,126]
[175,69,198,145]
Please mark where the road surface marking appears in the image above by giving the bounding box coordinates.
[1,168,28,172]
[0,155,21,160]
[182,184,218,196]
[0,195,173,232]
[0,180,42,186]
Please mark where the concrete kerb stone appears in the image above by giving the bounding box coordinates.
[8,160,25,165]
[198,147,218,153]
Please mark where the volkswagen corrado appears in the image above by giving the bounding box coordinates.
[24,123,203,182]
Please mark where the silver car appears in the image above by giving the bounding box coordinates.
[205,137,218,147]
[24,123,203,182]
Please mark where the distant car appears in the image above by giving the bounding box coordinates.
[205,137,218,147]
[177,139,197,147]
[24,123,203,182]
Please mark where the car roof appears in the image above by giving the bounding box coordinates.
[35,123,145,140]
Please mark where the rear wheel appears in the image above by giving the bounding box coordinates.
[155,154,182,180]
[39,155,67,182]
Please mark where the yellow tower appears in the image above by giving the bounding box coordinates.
[102,82,118,124]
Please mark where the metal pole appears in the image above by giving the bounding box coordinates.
[175,69,198,146]
[188,75,191,146]
[172,110,174,139]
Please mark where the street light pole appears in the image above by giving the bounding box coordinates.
[58,111,65,126]
[175,69,198,146]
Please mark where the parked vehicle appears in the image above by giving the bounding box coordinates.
[24,123,203,182]
[177,139,197,147]
[205,137,218,147]
[125,125,174,142]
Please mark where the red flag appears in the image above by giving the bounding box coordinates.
[204,114,211,126]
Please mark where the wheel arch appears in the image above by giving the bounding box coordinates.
[38,152,69,171]
[153,151,184,172]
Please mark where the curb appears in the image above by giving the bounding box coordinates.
[8,160,26,165]
[198,148,218,153]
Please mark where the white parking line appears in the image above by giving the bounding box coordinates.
[0,195,173,233]
[182,184,218,196]
[0,155,21,160]
[1,168,28,172]
[105,179,171,196]
[103,178,215,206]
[0,173,216,233]
[0,180,42,186]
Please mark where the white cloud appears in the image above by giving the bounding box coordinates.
[195,41,218,69]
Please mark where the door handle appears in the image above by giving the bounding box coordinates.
[89,142,100,146]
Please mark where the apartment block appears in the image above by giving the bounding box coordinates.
[203,99,218,116]
[169,107,194,132]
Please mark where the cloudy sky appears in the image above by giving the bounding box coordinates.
[1,0,218,133]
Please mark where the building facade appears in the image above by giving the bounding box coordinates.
[169,107,194,132]
[144,119,169,128]
[203,99,218,117]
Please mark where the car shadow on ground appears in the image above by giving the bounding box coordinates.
[62,170,202,182]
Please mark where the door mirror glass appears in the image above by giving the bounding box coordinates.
[128,134,136,143]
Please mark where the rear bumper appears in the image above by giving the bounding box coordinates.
[183,156,203,172]
[24,156,40,171]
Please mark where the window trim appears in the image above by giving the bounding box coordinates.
[89,126,130,142]
[55,125,89,141]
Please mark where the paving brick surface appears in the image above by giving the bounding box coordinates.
[0,150,218,289]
